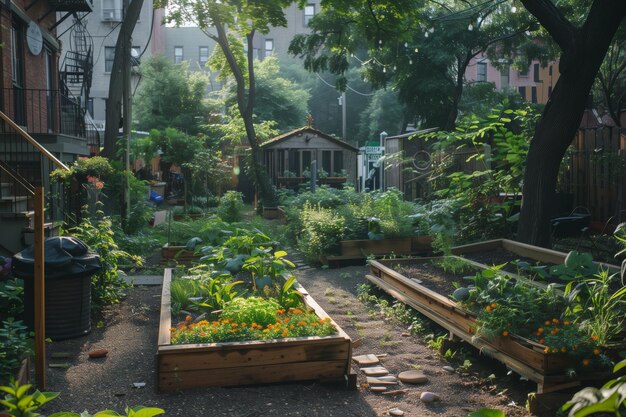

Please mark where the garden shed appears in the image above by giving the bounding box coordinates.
[261,126,358,188]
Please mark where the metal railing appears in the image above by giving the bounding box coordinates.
[0,111,74,222]
[2,87,87,138]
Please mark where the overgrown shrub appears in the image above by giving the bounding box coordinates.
[0,319,32,383]
[217,191,244,222]
[297,202,345,263]
[65,205,141,311]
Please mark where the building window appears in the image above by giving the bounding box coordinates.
[533,63,540,82]
[304,4,315,26]
[531,86,537,103]
[199,46,209,67]
[500,65,510,88]
[264,39,274,57]
[102,0,122,21]
[333,151,343,175]
[174,46,183,64]
[477,62,487,82]
[518,86,526,101]
[104,46,115,72]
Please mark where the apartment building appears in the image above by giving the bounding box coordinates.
[465,53,559,105]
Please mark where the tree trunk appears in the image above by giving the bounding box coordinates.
[517,0,626,247]
[213,23,277,207]
[101,0,144,159]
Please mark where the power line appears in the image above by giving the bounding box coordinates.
[315,73,376,97]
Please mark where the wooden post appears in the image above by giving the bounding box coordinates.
[34,186,46,388]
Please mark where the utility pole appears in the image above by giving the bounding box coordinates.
[122,0,131,218]
[341,91,346,140]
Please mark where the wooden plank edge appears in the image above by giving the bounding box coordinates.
[369,260,458,308]
[451,239,503,255]
[365,273,547,385]
[158,268,172,346]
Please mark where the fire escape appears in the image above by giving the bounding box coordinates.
[60,17,100,155]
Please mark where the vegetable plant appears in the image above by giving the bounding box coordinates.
[0,320,32,383]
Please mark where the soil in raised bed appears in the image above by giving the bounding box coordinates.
[391,260,479,297]
[460,248,556,277]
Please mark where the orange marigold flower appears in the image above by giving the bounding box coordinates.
[561,347,567,353]
[538,339,545,345]
[502,330,509,337]
[593,348,601,356]
[537,328,544,334]
[185,315,192,322]
[290,324,295,330]
[263,329,270,333]
[491,303,497,308]
[544,347,549,353]
[282,331,288,337]
[297,321,307,326]
[552,318,559,324]
[545,320,551,326]
[169,327,176,332]
[200,332,206,337]
[591,335,599,341]
[95,181,105,190]
[563,320,571,326]
[231,323,238,327]
[241,323,247,327]
[582,358,590,366]
[485,306,492,313]
[552,348,558,353]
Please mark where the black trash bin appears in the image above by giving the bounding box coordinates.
[13,236,101,340]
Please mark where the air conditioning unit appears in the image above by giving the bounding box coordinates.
[102,9,118,21]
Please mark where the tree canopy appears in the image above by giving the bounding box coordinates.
[134,55,210,134]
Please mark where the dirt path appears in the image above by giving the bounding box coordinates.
[42,265,535,417]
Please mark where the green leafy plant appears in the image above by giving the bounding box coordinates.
[242,249,295,290]
[0,320,32,383]
[50,407,164,417]
[296,202,345,262]
[64,205,142,311]
[468,409,505,417]
[0,379,59,417]
[0,279,24,321]
[550,251,599,282]
[217,191,244,223]
[564,269,626,346]
[561,359,626,417]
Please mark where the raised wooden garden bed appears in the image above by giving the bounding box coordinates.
[451,238,619,271]
[160,244,200,265]
[325,236,433,268]
[172,213,204,221]
[366,256,612,394]
[156,269,353,391]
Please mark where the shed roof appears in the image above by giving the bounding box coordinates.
[260,127,359,152]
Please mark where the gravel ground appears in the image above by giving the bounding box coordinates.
[41,265,536,417]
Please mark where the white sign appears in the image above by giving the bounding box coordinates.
[26,21,43,56]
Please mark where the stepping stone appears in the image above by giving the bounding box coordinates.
[88,349,109,359]
[442,365,455,373]
[352,354,380,366]
[398,370,428,384]
[420,392,440,403]
[370,386,387,392]
[361,366,389,376]
[389,408,404,416]
[367,376,397,385]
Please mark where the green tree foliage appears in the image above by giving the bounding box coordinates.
[289,0,534,129]
[357,89,406,139]
[593,23,626,127]
[214,56,310,132]
[155,0,305,207]
[134,55,209,134]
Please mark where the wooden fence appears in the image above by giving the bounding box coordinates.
[559,127,626,229]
